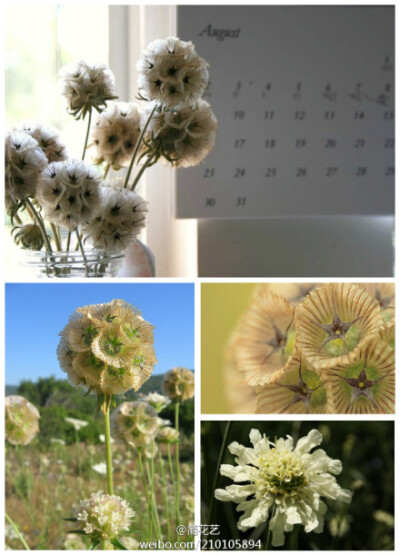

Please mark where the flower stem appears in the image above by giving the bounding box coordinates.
[138,450,155,539]
[103,163,110,179]
[24,198,52,254]
[103,406,114,495]
[75,229,89,275]
[146,455,162,540]
[129,153,156,192]
[123,103,158,188]
[167,444,175,485]
[158,449,171,538]
[82,107,92,160]
[207,421,232,525]
[174,401,181,527]
[50,223,62,251]
[5,513,30,550]
[66,231,71,252]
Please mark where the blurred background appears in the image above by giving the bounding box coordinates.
[201,420,394,550]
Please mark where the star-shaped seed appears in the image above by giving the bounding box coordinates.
[259,318,293,364]
[312,303,361,353]
[338,360,385,412]
[276,362,322,414]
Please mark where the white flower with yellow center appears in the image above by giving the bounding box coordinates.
[214,429,351,547]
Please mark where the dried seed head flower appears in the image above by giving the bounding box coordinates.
[5,131,48,200]
[141,392,171,413]
[157,426,180,444]
[145,100,217,167]
[71,492,135,541]
[233,288,296,387]
[357,283,395,323]
[215,428,351,547]
[110,401,160,453]
[296,283,383,372]
[81,184,147,254]
[137,37,209,108]
[256,354,328,414]
[90,102,142,169]
[58,300,156,399]
[12,223,44,250]
[36,159,102,231]
[14,122,68,162]
[5,395,40,446]
[163,367,195,402]
[59,60,117,119]
[326,337,395,414]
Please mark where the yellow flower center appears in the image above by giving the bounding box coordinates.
[256,448,307,497]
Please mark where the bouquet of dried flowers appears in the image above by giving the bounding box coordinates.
[5,37,217,276]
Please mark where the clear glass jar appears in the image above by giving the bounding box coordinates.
[20,249,124,278]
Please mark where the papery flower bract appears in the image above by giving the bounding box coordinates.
[256,353,328,414]
[233,288,296,386]
[296,283,383,372]
[357,283,395,323]
[14,122,68,162]
[224,330,257,413]
[81,184,147,254]
[5,395,40,446]
[110,401,160,455]
[71,492,135,541]
[145,100,217,167]
[90,102,142,169]
[58,299,156,398]
[214,428,351,547]
[137,37,209,108]
[60,60,117,119]
[5,131,48,200]
[37,159,102,231]
[163,367,195,402]
[326,337,395,414]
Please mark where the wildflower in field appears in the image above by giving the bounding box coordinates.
[214,428,351,547]
[141,391,170,412]
[50,438,66,445]
[163,367,195,401]
[5,395,40,446]
[157,426,180,444]
[92,462,108,475]
[71,492,135,546]
[65,417,89,431]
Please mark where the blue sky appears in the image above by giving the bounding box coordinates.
[5,283,194,385]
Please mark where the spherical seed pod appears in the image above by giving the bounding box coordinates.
[5,395,40,446]
[163,367,195,402]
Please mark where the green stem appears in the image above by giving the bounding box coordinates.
[138,451,154,539]
[158,450,171,539]
[208,421,232,525]
[82,107,92,160]
[103,163,110,179]
[50,223,61,251]
[24,198,52,254]
[75,429,81,477]
[75,229,89,275]
[146,454,162,540]
[167,444,175,485]
[264,504,276,550]
[103,406,114,495]
[5,513,30,550]
[66,231,71,252]
[174,401,181,527]
[123,103,158,188]
[129,153,157,192]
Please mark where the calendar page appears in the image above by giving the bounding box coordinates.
[175,6,394,218]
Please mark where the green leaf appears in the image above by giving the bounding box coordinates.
[63,518,78,522]
[67,530,86,535]
[110,537,127,550]
[89,539,101,550]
